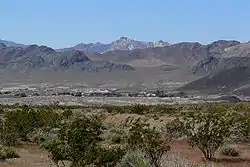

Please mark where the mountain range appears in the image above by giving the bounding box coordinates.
[0,43,134,72]
[56,37,170,53]
[2,37,250,95]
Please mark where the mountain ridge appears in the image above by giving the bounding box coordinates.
[0,44,134,72]
[3,38,250,95]
[56,36,170,53]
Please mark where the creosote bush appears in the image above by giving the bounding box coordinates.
[127,118,170,167]
[44,115,126,167]
[0,147,20,161]
[220,146,239,157]
[0,105,62,146]
[181,105,239,161]
[163,118,184,140]
[120,150,150,167]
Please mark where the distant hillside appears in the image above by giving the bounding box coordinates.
[180,42,250,95]
[3,37,250,95]
[180,66,250,94]
[0,39,26,47]
[0,44,134,72]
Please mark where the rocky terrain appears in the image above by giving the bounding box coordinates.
[2,38,250,96]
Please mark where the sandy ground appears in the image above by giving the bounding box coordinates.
[0,141,249,167]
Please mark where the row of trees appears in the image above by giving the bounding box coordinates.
[0,104,250,166]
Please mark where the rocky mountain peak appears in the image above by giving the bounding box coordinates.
[112,36,134,43]
[39,45,55,54]
[105,37,169,52]
[25,44,40,52]
[154,40,169,47]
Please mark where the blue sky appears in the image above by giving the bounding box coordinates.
[1,0,249,48]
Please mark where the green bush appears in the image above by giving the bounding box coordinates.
[129,104,149,115]
[120,150,150,167]
[0,119,19,146]
[45,115,125,167]
[0,107,4,114]
[181,105,239,160]
[95,146,126,167]
[163,118,184,140]
[221,146,239,157]
[111,134,123,144]
[106,127,126,144]
[3,147,20,158]
[0,151,6,161]
[127,118,170,167]
[0,147,20,161]
[61,109,73,119]
[3,106,41,141]
[0,106,62,145]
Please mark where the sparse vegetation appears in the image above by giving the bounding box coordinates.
[0,102,250,166]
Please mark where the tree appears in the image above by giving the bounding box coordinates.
[127,118,170,167]
[181,105,238,160]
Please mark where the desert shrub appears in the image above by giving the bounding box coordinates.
[0,147,19,161]
[220,146,239,157]
[120,150,150,167]
[110,133,123,144]
[0,151,6,161]
[3,147,20,158]
[0,116,19,146]
[102,127,126,144]
[152,105,178,115]
[0,127,19,146]
[233,112,250,142]
[163,118,184,140]
[3,106,40,141]
[0,106,62,145]
[61,109,73,119]
[29,127,58,145]
[181,105,239,160]
[95,146,126,167]
[109,127,124,134]
[0,107,4,114]
[37,108,62,130]
[45,115,125,167]
[129,104,149,115]
[57,115,102,166]
[41,138,69,167]
[127,118,170,167]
